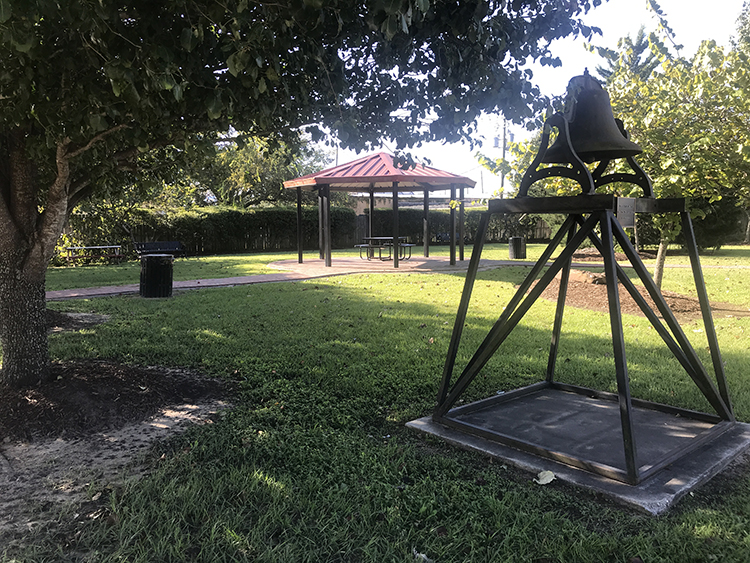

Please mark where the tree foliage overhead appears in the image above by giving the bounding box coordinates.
[586,26,663,81]
[1,0,603,157]
[190,138,331,208]
[0,0,606,265]
[0,0,606,387]
[734,0,750,53]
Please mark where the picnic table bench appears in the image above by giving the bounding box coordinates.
[66,245,123,265]
[133,241,187,257]
[356,237,415,261]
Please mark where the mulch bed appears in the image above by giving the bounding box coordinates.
[535,276,710,320]
[1,339,227,444]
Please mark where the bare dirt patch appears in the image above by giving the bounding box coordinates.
[0,313,232,549]
[46,309,112,334]
[533,269,750,321]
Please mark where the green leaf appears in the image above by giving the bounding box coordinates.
[0,0,11,23]
[227,52,246,77]
[172,83,184,102]
[180,28,198,52]
[12,35,34,53]
[206,93,223,119]
[88,114,107,132]
[383,15,399,40]
[161,73,176,90]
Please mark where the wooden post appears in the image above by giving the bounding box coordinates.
[369,185,375,238]
[322,184,332,267]
[450,184,456,266]
[317,188,324,260]
[297,187,303,263]
[392,182,399,268]
[423,189,430,257]
[459,185,465,261]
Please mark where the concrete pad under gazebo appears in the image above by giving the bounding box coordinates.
[283,152,476,268]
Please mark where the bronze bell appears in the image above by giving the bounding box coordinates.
[543,72,642,164]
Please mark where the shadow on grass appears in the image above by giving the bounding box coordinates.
[49,271,740,423]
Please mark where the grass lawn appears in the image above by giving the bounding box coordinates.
[8,245,750,561]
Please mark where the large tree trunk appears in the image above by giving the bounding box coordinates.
[0,260,49,386]
[0,130,70,388]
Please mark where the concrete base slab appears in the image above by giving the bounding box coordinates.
[407,413,750,516]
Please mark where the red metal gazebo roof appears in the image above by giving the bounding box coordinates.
[283,152,476,191]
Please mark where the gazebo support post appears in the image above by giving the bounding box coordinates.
[369,186,375,238]
[322,184,332,267]
[392,182,400,268]
[459,185,465,261]
[317,188,324,260]
[450,184,457,266]
[296,187,303,263]
[423,189,430,257]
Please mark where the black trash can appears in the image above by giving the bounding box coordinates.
[509,237,526,260]
[140,254,174,298]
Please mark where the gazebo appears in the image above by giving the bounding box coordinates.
[283,152,476,268]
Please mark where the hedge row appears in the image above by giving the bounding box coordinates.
[58,205,549,262]
[125,206,360,255]
[367,207,545,243]
[60,206,357,258]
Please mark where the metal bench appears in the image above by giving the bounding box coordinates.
[355,243,390,260]
[355,241,415,260]
[400,243,416,260]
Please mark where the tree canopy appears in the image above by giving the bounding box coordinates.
[586,26,663,81]
[1,0,602,156]
[189,138,331,207]
[0,0,605,387]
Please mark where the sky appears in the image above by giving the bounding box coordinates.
[336,0,747,199]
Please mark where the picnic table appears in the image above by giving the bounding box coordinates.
[355,237,415,261]
[66,245,123,265]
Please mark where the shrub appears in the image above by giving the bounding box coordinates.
[61,205,358,257]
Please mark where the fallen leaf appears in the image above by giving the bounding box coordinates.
[534,470,555,485]
[412,548,434,563]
